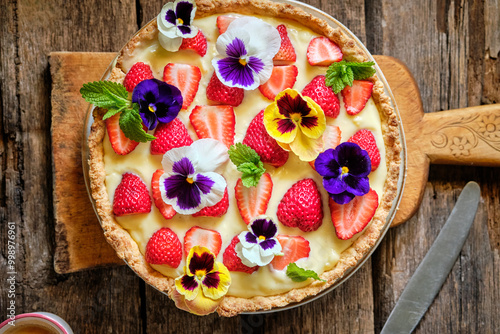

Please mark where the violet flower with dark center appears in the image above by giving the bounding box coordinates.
[157,0,198,51]
[237,217,282,267]
[315,142,371,204]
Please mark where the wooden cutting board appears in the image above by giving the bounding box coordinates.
[49,52,500,274]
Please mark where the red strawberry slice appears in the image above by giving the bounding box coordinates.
[163,63,201,110]
[258,65,298,100]
[223,235,259,274]
[150,118,193,155]
[105,113,140,155]
[192,188,229,217]
[302,75,340,118]
[306,37,343,66]
[145,227,182,268]
[216,15,237,34]
[206,73,244,107]
[270,235,310,271]
[113,173,151,216]
[189,105,235,149]
[347,129,381,171]
[184,226,222,257]
[277,178,323,232]
[234,173,273,224]
[341,80,373,115]
[123,62,154,92]
[330,188,378,240]
[242,110,289,167]
[309,125,342,170]
[151,169,176,220]
[179,30,207,56]
[273,24,296,64]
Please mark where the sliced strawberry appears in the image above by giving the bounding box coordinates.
[206,73,244,107]
[151,169,176,220]
[123,62,154,92]
[302,75,340,118]
[150,118,193,155]
[184,226,222,257]
[113,173,151,216]
[309,125,342,170]
[189,105,235,149]
[234,173,273,224]
[217,16,237,34]
[347,129,381,171]
[341,80,374,115]
[258,65,298,100]
[179,30,207,56]
[192,188,229,217]
[330,189,378,240]
[306,37,343,66]
[273,24,296,65]
[270,235,310,271]
[105,113,140,155]
[223,235,259,274]
[145,227,182,268]
[163,63,201,110]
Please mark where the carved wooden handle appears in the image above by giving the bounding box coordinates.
[420,104,500,166]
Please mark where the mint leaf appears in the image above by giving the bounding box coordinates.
[102,105,127,120]
[229,143,261,166]
[80,81,129,109]
[119,108,155,143]
[286,263,325,283]
[238,161,265,187]
[350,61,376,80]
[229,143,265,187]
[325,61,375,94]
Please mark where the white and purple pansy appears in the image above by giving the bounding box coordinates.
[159,139,228,214]
[236,217,283,267]
[212,17,281,90]
[157,0,198,52]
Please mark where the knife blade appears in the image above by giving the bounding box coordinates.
[380,181,481,334]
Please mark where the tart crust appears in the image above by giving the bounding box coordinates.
[88,0,401,317]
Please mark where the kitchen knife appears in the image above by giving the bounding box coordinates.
[380,181,481,334]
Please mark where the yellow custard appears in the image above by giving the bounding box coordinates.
[103,15,387,298]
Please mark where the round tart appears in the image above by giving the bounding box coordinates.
[86,0,401,316]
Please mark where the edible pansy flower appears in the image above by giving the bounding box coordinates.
[236,217,282,267]
[315,142,371,204]
[212,17,281,90]
[132,78,183,130]
[174,246,231,315]
[157,0,198,51]
[264,88,326,161]
[159,139,228,214]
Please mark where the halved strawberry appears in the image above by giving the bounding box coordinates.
[347,129,380,171]
[105,113,139,155]
[150,118,193,155]
[189,105,235,149]
[309,125,342,170]
[184,226,222,257]
[306,37,343,66]
[206,73,244,107]
[302,75,340,118]
[151,169,176,220]
[234,173,273,224]
[258,65,298,100]
[329,189,378,240]
[216,15,237,34]
[273,24,296,65]
[113,173,151,216]
[223,235,259,274]
[341,80,374,115]
[192,188,229,217]
[123,62,154,92]
[270,235,310,271]
[179,30,207,56]
[163,63,201,110]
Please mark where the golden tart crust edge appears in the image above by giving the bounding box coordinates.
[88,0,402,317]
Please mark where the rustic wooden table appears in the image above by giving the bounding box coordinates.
[1,0,499,333]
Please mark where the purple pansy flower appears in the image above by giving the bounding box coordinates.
[236,217,282,267]
[159,139,228,214]
[315,142,371,204]
[212,17,281,90]
[132,79,182,130]
[157,0,198,51]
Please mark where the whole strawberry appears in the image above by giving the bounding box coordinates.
[277,178,323,232]
[223,236,259,274]
[179,30,207,56]
[347,129,381,171]
[123,62,154,92]
[150,118,193,155]
[113,173,151,216]
[145,227,182,268]
[206,73,244,106]
[242,110,289,167]
[302,75,340,118]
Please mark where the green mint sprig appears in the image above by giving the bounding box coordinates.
[228,143,266,187]
[286,263,325,283]
[325,61,376,94]
[80,81,155,142]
